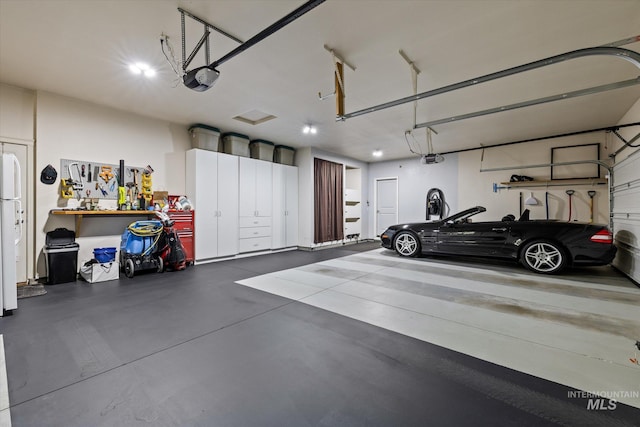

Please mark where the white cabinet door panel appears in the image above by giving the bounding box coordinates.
[255,160,273,217]
[239,157,256,217]
[217,153,239,257]
[285,165,299,247]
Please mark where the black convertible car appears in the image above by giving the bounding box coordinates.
[380,206,616,274]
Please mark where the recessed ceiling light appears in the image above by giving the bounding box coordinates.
[303,125,317,134]
[373,150,383,157]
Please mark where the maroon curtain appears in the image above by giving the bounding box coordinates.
[314,158,344,243]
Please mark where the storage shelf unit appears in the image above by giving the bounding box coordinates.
[344,166,362,241]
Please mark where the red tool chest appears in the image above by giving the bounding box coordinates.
[167,210,194,264]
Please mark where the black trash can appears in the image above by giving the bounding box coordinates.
[44,228,80,285]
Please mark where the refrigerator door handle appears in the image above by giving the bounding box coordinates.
[12,154,21,199]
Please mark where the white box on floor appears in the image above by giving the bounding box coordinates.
[80,261,119,283]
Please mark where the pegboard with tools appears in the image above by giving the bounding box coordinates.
[59,159,145,201]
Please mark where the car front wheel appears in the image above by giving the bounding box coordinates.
[520,240,566,274]
[394,232,421,257]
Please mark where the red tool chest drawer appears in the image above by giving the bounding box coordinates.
[167,210,195,264]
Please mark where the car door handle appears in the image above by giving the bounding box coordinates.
[492,227,507,232]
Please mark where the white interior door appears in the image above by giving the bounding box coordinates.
[375,177,398,237]
[1,142,28,284]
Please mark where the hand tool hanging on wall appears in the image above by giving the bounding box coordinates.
[95,182,108,196]
[519,192,523,216]
[66,162,84,200]
[141,165,154,205]
[545,191,549,219]
[118,160,126,210]
[87,164,92,182]
[565,189,575,222]
[99,166,113,183]
[60,179,74,199]
[525,192,538,206]
[588,190,596,223]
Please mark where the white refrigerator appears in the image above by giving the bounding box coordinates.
[0,153,21,316]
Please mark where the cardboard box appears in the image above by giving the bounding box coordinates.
[80,261,119,283]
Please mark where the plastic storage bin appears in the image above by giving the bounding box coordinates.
[249,139,275,161]
[44,228,79,285]
[189,124,221,151]
[221,132,250,157]
[93,247,117,263]
[274,145,295,165]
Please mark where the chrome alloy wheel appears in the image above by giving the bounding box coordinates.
[394,232,419,257]
[523,242,563,273]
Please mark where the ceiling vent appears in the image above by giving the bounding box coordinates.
[233,110,277,126]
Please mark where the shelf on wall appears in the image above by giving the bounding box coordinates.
[50,209,157,234]
[500,178,608,188]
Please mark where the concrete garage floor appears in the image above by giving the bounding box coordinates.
[1,242,639,426]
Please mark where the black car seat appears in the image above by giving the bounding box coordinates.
[502,214,516,222]
[518,209,530,221]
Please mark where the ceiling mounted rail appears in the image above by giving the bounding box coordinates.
[179,0,325,91]
[178,8,244,44]
[210,0,326,69]
[414,77,640,129]
[336,46,640,121]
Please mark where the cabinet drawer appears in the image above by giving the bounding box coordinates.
[239,237,271,253]
[239,216,271,227]
[239,227,271,239]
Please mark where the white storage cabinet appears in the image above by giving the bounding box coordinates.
[186,149,239,262]
[239,157,273,252]
[272,163,299,249]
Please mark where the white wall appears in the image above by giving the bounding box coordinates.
[296,147,369,248]
[457,134,611,224]
[0,83,35,143]
[611,97,640,162]
[367,154,459,231]
[35,91,191,276]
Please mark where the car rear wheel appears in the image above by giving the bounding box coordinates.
[521,240,566,274]
[394,232,421,257]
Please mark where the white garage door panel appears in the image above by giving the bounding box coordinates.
[611,148,640,284]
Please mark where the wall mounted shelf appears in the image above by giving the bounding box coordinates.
[50,209,157,234]
[499,178,608,188]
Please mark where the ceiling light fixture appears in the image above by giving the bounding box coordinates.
[372,150,383,157]
[129,62,156,78]
[303,125,317,134]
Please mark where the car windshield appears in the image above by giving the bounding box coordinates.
[444,206,486,223]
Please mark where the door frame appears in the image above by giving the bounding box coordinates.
[1,137,35,284]
[374,176,398,238]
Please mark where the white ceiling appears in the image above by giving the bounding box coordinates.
[1,0,639,162]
